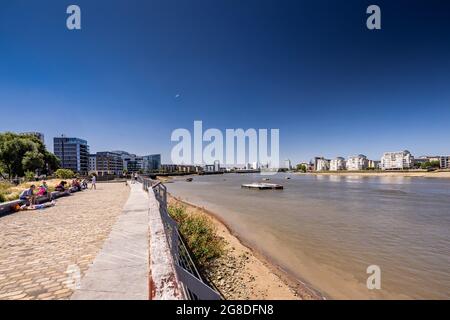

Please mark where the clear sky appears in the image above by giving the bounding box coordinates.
[1,0,449,164]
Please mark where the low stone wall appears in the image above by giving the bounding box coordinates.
[0,200,22,216]
[147,188,183,300]
[0,191,71,216]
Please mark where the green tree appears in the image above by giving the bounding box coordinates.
[0,132,60,178]
[24,171,36,181]
[22,151,45,173]
[430,160,440,168]
[43,151,60,174]
[296,164,307,173]
[421,162,430,169]
[20,133,59,174]
[421,161,440,169]
[0,134,36,178]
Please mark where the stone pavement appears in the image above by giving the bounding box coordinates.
[71,183,149,300]
[0,183,130,300]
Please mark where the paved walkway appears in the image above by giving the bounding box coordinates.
[71,183,149,300]
[0,183,129,300]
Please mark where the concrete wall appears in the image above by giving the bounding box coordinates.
[147,188,183,299]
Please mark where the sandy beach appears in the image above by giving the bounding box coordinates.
[168,195,322,300]
[0,182,129,300]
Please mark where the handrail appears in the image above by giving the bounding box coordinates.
[139,176,221,300]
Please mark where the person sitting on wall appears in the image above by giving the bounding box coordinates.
[70,179,82,192]
[36,181,51,199]
[55,181,68,192]
[19,185,36,205]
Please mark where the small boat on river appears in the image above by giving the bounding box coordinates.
[241,183,283,190]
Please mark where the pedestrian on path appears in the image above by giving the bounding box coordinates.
[91,175,97,190]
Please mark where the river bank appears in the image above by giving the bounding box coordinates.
[167,174,450,299]
[296,170,450,178]
[168,195,322,300]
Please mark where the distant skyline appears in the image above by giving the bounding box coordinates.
[1,0,450,164]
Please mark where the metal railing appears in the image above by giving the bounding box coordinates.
[141,177,221,300]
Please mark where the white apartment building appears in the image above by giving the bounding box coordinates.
[284,159,292,170]
[346,154,369,171]
[88,154,97,172]
[381,150,414,170]
[330,157,346,171]
[214,160,221,172]
[368,160,381,169]
[316,158,330,171]
[440,156,450,169]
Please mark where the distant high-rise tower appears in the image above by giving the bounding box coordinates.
[143,154,161,172]
[53,136,89,174]
[214,160,221,172]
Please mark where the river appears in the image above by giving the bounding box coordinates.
[167,173,450,299]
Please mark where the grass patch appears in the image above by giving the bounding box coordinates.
[168,203,225,268]
[0,181,19,202]
[0,179,60,203]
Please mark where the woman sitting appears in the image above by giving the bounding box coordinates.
[36,181,50,198]
[70,179,82,192]
[55,181,68,192]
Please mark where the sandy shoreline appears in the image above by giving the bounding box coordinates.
[168,194,323,300]
[296,171,450,178]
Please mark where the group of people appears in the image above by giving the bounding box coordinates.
[55,178,90,193]
[19,181,50,205]
[18,175,98,210]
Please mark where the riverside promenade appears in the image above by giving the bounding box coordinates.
[0,183,129,300]
[0,181,185,300]
[71,183,149,299]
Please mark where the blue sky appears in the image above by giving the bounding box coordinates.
[1,0,449,164]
